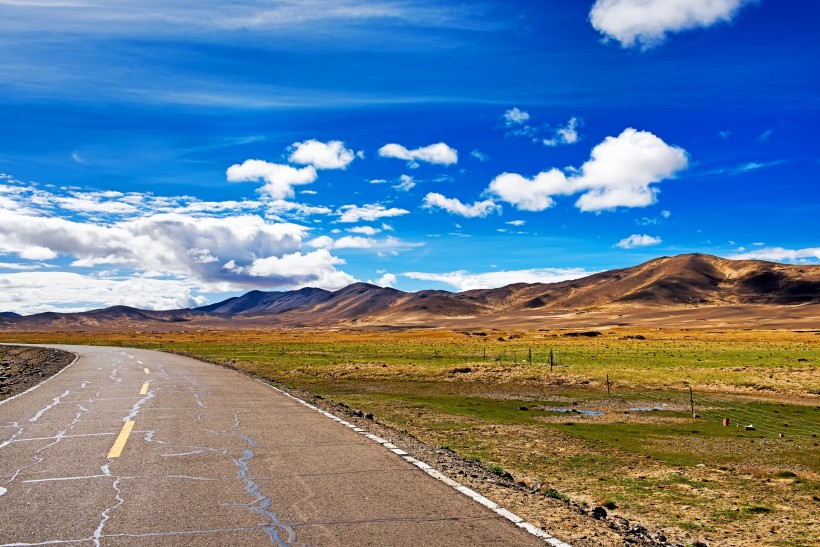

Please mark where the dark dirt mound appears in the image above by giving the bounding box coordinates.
[0,345,75,401]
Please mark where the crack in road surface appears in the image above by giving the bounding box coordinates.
[29,390,70,422]
[4,406,88,485]
[234,430,301,546]
[92,464,125,547]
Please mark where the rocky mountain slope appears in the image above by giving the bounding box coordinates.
[2,254,818,331]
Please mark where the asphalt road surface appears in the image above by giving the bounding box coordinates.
[0,345,557,546]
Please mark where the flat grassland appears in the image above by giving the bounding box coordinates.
[4,328,819,546]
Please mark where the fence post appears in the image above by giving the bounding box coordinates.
[689,385,695,417]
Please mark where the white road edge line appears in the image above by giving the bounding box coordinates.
[255,378,572,547]
[0,345,80,407]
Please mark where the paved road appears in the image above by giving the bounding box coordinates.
[0,345,553,546]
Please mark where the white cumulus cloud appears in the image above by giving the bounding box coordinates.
[337,204,410,223]
[502,107,530,126]
[378,142,458,166]
[225,249,356,289]
[615,234,663,249]
[288,139,355,170]
[375,272,397,288]
[422,193,501,218]
[393,174,416,192]
[572,128,688,211]
[590,0,756,50]
[0,272,208,315]
[0,210,366,292]
[487,169,569,212]
[403,267,594,291]
[543,117,582,147]
[488,128,688,212]
[226,159,318,199]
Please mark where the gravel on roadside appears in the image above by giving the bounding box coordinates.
[0,345,75,401]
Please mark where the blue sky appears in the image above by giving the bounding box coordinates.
[0,0,818,313]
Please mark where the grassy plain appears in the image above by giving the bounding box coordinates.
[3,327,819,545]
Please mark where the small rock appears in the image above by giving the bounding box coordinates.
[364,413,374,420]
[591,506,608,519]
[629,524,647,535]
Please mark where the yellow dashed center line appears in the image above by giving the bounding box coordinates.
[139,383,149,395]
[108,421,135,458]
[143,367,150,374]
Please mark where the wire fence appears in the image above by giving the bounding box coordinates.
[123,339,820,438]
[696,394,819,438]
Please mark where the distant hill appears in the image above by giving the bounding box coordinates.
[0,311,21,317]
[2,254,818,331]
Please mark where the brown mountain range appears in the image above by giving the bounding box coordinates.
[1,254,818,331]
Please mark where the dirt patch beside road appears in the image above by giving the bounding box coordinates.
[0,345,75,401]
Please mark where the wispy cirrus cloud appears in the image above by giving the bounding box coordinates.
[307,234,422,254]
[728,247,820,263]
[499,108,583,147]
[0,1,490,40]
[697,159,787,177]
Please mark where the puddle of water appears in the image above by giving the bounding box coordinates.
[628,406,670,412]
[543,408,604,416]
